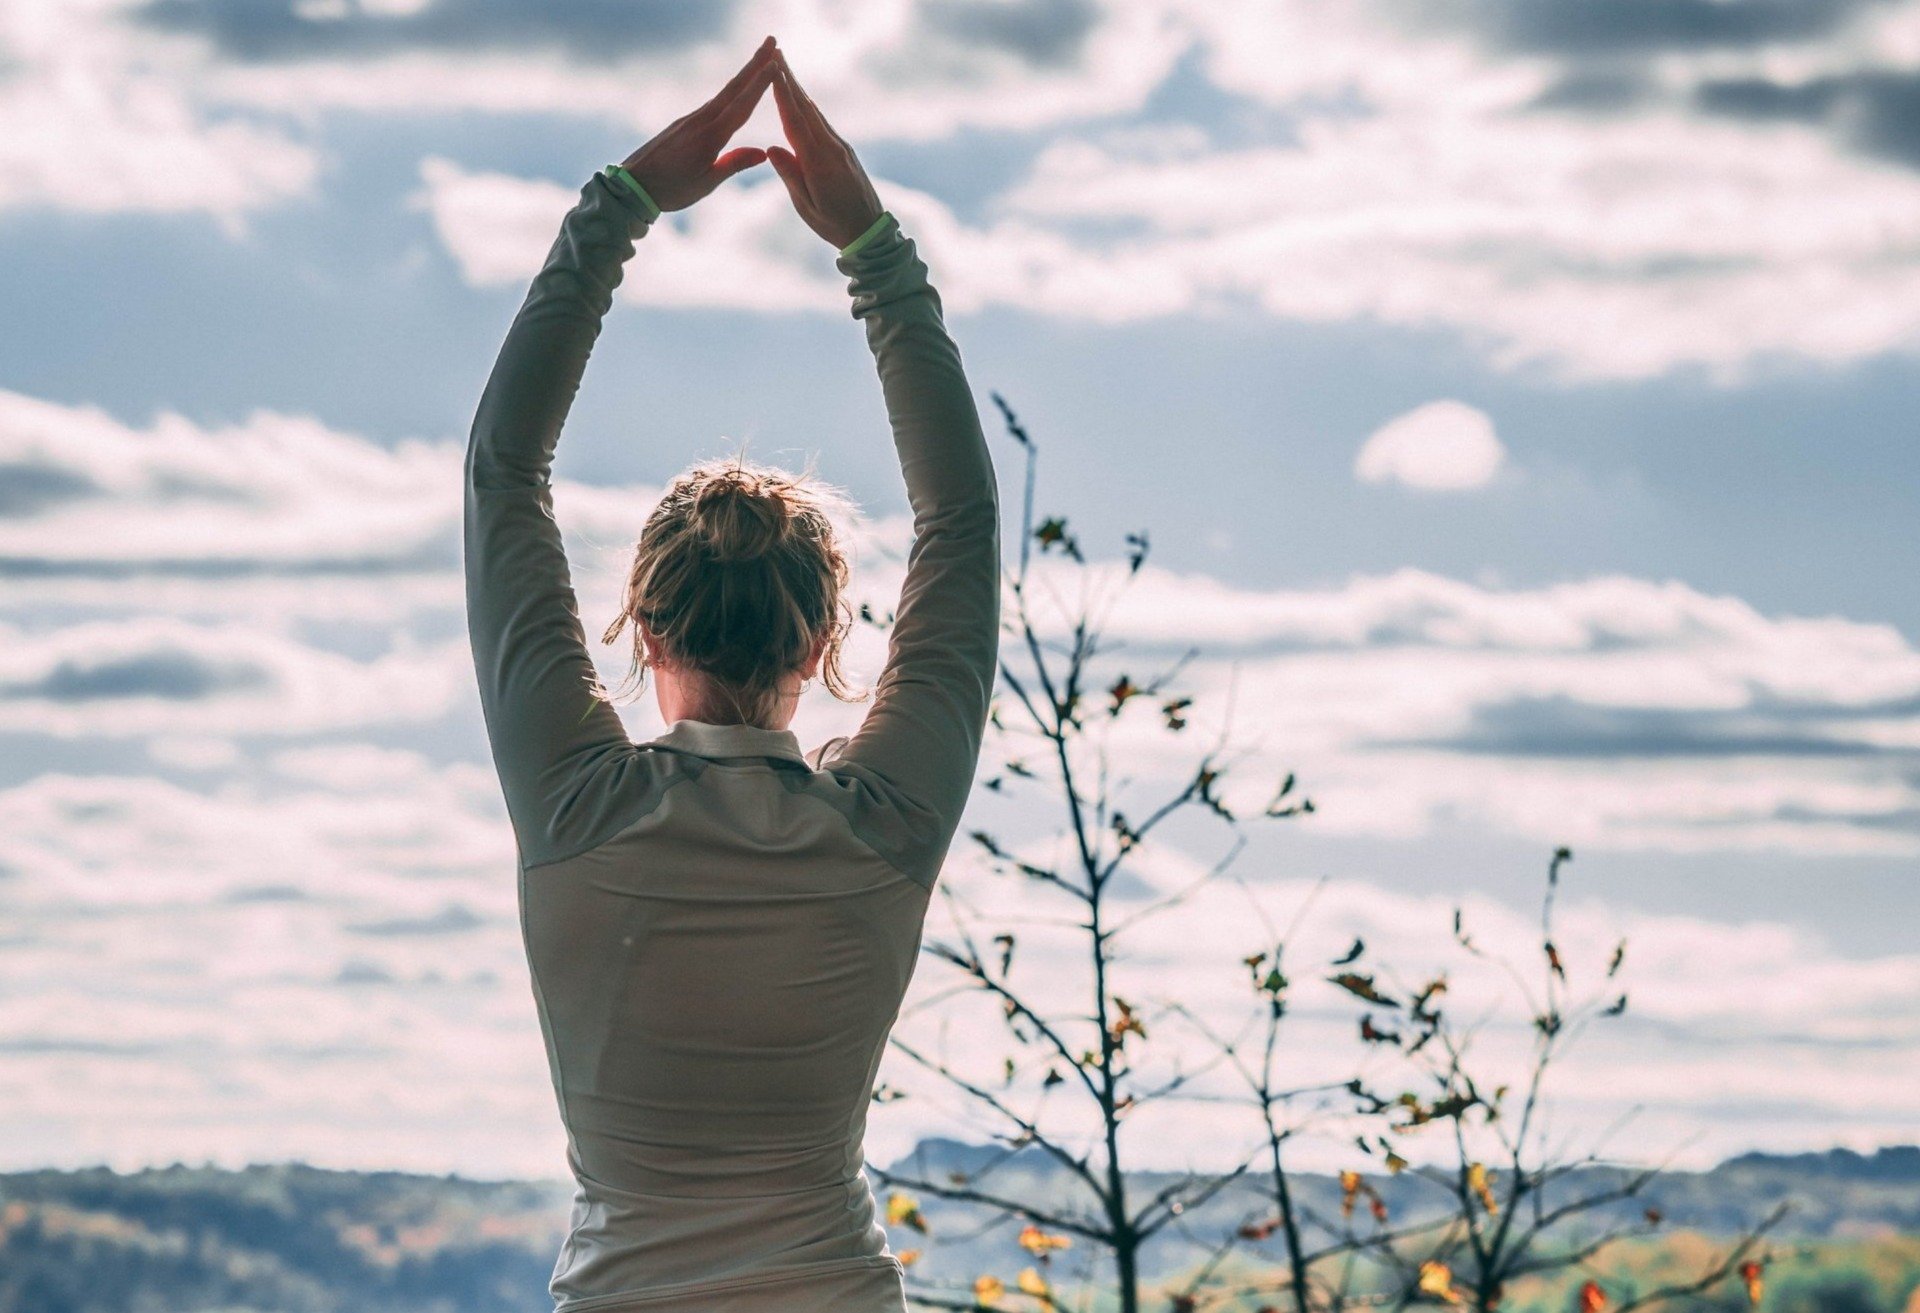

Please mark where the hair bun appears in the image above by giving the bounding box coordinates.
[691,468,791,560]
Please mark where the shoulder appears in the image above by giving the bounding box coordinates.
[795,753,951,892]
[519,742,696,871]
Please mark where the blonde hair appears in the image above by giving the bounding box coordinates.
[601,456,860,727]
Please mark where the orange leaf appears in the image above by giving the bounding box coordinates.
[1467,1162,1499,1215]
[1579,1280,1608,1313]
[1739,1260,1764,1307]
[886,1192,927,1233]
[1418,1260,1463,1305]
[973,1274,1005,1307]
[1339,1169,1362,1218]
[1017,1224,1072,1255]
[1017,1268,1050,1296]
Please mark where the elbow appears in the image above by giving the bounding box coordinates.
[916,495,998,547]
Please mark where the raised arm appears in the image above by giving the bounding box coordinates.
[465,40,776,865]
[767,54,1002,880]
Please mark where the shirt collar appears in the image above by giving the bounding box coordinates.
[643,719,811,768]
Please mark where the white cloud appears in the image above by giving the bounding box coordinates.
[419,100,1920,378]
[148,0,1188,142]
[0,376,1916,1172]
[884,849,1920,1170]
[7,378,1917,852]
[0,0,316,221]
[413,158,1191,321]
[1003,561,1920,853]
[1,763,1914,1174]
[0,617,462,737]
[1354,400,1506,491]
[15,0,1920,374]
[0,388,458,571]
[1002,109,1920,378]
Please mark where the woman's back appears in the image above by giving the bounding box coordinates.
[522,724,940,1304]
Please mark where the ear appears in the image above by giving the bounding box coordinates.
[637,619,668,668]
[799,630,828,679]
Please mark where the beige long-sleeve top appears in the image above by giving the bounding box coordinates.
[463,172,1000,1312]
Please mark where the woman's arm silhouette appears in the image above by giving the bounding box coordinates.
[464,41,777,865]
[767,52,1002,880]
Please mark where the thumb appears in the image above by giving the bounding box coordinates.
[766,146,814,211]
[712,146,767,183]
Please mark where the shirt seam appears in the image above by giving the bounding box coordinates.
[519,756,699,873]
[794,774,939,892]
[521,761,935,892]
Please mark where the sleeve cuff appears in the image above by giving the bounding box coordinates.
[838,211,895,259]
[602,164,662,223]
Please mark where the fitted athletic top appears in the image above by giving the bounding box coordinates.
[463,172,1000,1312]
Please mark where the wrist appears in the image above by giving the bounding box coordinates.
[602,164,662,222]
[837,210,893,258]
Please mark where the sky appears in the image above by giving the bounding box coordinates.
[1,0,1918,1183]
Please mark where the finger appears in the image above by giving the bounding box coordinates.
[695,36,775,123]
[709,58,776,136]
[766,145,816,212]
[781,56,849,151]
[771,54,821,150]
[711,146,768,184]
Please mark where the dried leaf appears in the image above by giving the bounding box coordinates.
[886,1193,927,1233]
[973,1274,1005,1308]
[1329,973,1399,1007]
[1360,1015,1402,1046]
[1033,516,1082,561]
[1017,1225,1072,1255]
[1418,1260,1463,1305]
[1740,1260,1764,1307]
[1579,1280,1608,1313]
[1467,1162,1499,1215]
[1108,996,1147,1045]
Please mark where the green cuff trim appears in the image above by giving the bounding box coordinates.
[838,211,894,259]
[602,164,662,223]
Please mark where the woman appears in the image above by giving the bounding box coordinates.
[463,35,1000,1313]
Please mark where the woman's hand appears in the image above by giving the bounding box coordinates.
[620,37,777,213]
[765,51,885,249]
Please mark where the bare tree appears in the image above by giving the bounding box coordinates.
[1319,850,1787,1312]
[870,402,1784,1313]
[869,396,1316,1313]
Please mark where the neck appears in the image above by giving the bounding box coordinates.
[655,667,798,730]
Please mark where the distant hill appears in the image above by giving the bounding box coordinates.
[1,1144,1915,1312]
